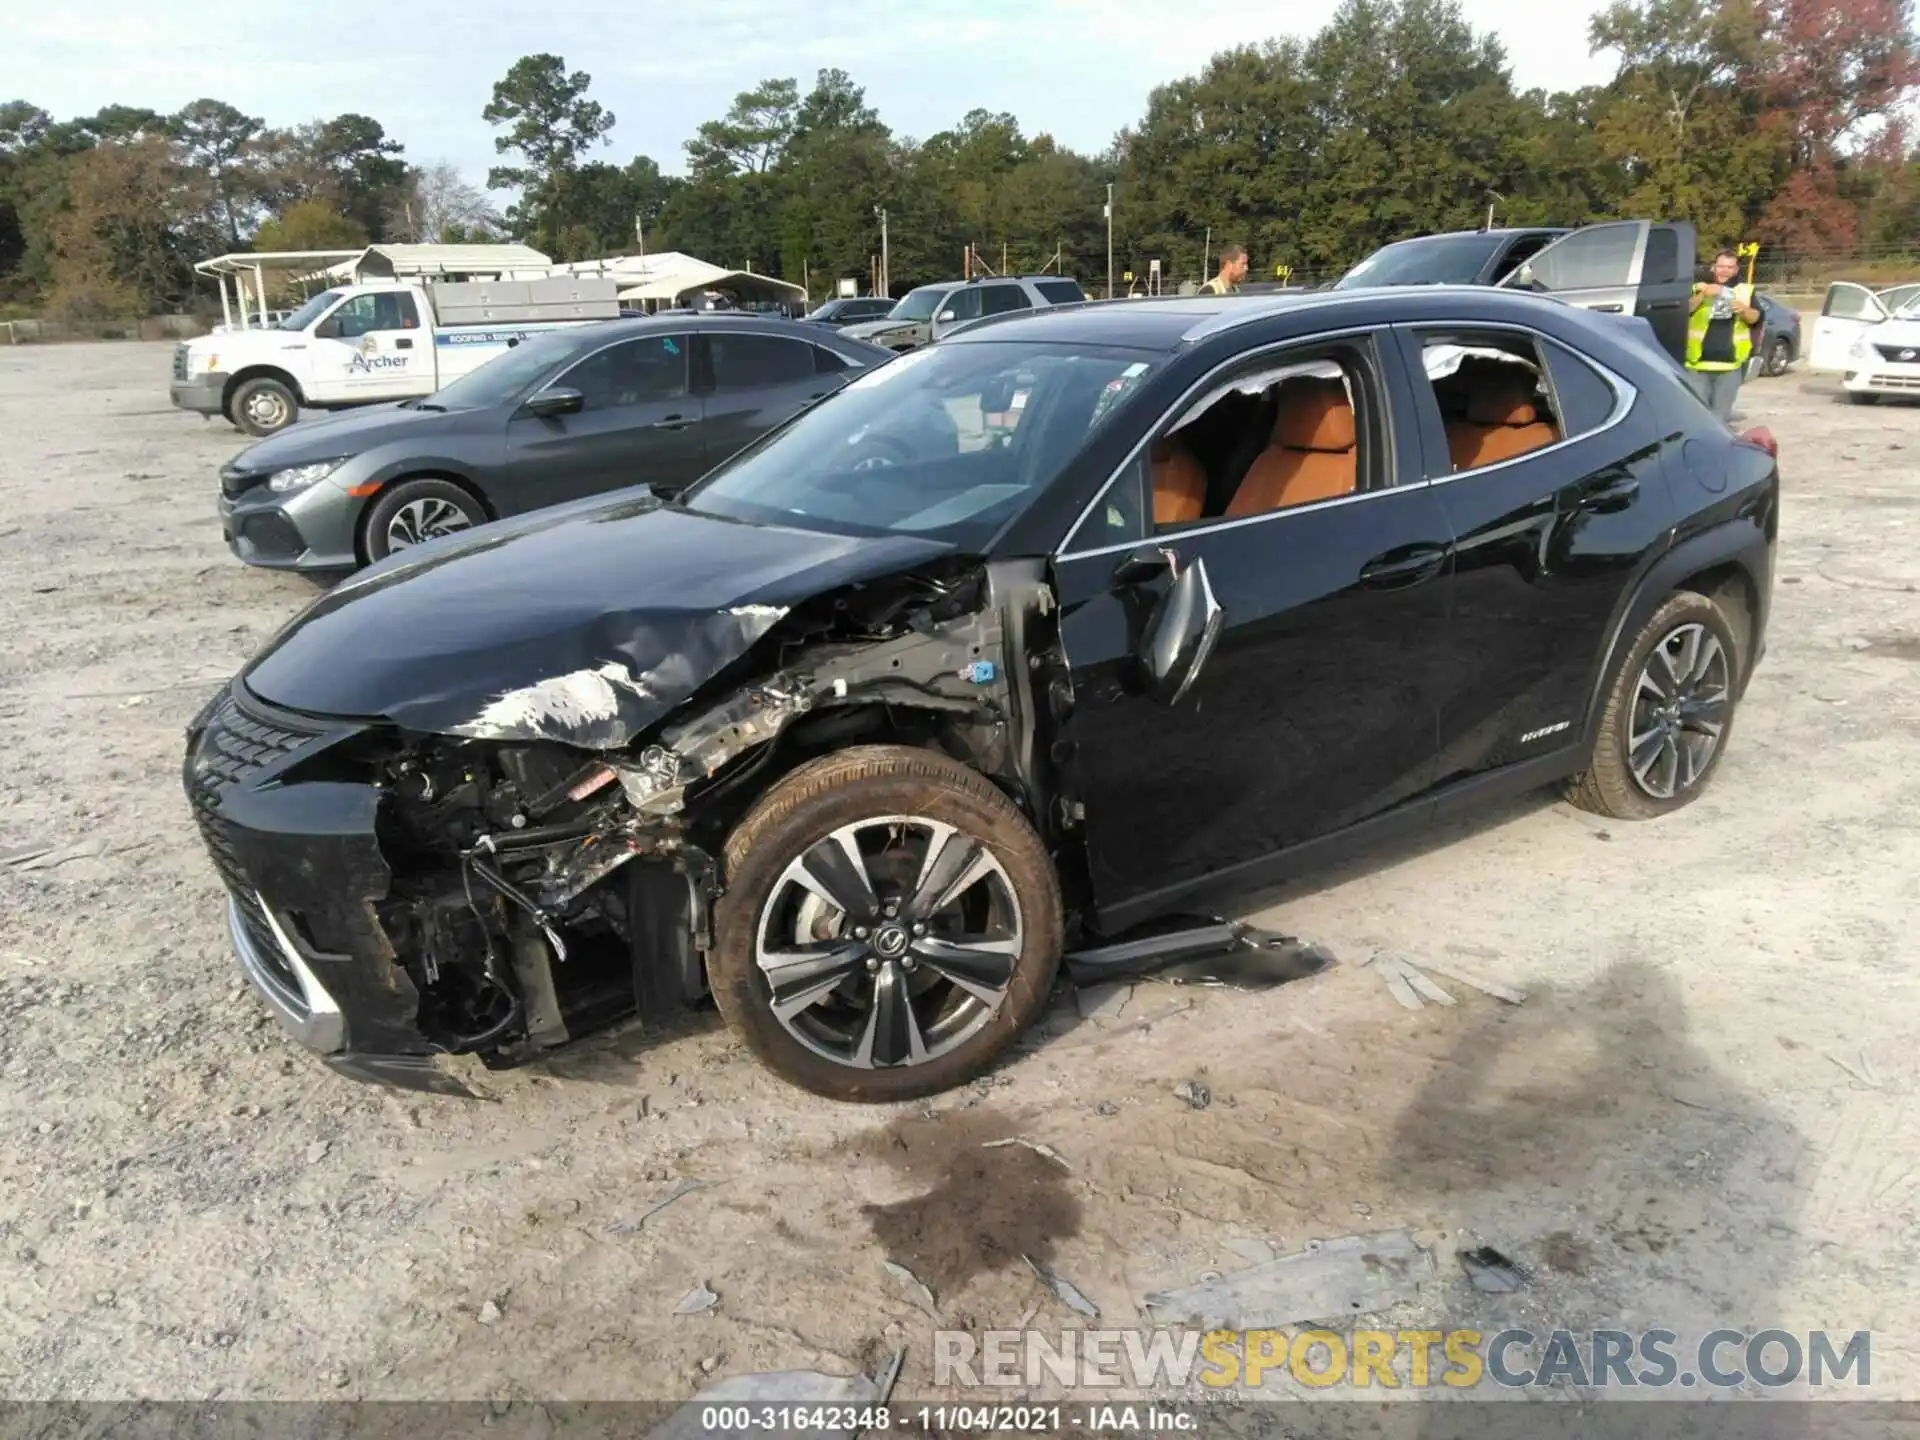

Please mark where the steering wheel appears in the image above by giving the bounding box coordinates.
[849,434,913,471]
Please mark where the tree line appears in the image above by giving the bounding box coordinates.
[3,0,1914,318]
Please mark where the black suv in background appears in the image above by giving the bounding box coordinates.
[841,275,1088,352]
[805,296,896,328]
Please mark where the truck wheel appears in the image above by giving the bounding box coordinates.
[230,377,298,436]
[709,745,1063,1102]
[362,479,485,563]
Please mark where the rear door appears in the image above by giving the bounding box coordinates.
[497,332,700,510]
[1809,283,1889,370]
[697,331,851,477]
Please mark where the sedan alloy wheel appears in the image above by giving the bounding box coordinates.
[1628,622,1730,800]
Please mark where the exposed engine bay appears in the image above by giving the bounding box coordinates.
[356,559,1066,1071]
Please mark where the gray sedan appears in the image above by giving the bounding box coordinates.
[217,315,894,573]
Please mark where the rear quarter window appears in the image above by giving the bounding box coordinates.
[1036,281,1086,305]
[1544,341,1620,437]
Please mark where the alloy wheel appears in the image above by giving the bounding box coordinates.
[753,815,1022,1069]
[1628,622,1730,800]
[386,497,474,551]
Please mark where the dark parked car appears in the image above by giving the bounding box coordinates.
[1752,293,1801,377]
[216,315,894,572]
[1334,228,1568,290]
[806,296,896,328]
[186,287,1777,1102]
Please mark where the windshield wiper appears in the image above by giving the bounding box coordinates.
[412,401,447,412]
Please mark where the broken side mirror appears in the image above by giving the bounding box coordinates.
[525,385,585,419]
[1139,553,1224,706]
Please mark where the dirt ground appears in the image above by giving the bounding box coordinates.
[0,341,1916,1409]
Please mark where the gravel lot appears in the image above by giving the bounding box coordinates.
[1,341,1916,1407]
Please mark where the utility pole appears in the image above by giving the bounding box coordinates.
[634,212,646,260]
[1204,223,1210,284]
[874,206,889,297]
[1484,192,1503,232]
[1105,184,1121,303]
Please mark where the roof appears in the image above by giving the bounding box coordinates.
[558,251,806,303]
[347,243,553,278]
[195,250,361,278]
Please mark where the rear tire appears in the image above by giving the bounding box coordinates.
[1567,593,1740,821]
[230,377,298,437]
[361,479,485,564]
[709,745,1063,1102]
[1763,337,1792,378]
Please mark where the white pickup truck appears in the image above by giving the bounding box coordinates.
[169,276,622,436]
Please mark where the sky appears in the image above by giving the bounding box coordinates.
[14,0,1620,189]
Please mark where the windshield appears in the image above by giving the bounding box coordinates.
[279,290,345,331]
[683,341,1158,550]
[1335,235,1504,289]
[427,330,581,411]
[888,286,953,323]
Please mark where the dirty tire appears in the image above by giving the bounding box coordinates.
[1847,390,1882,405]
[229,376,298,437]
[361,478,485,564]
[710,745,1063,1102]
[1567,592,1741,821]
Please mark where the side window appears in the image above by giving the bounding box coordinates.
[981,284,1031,316]
[561,335,689,412]
[813,345,851,373]
[944,288,983,322]
[1527,226,1640,292]
[710,334,815,389]
[1065,346,1379,553]
[1036,280,1086,305]
[1500,234,1555,276]
[1543,341,1618,438]
[1417,332,1564,474]
[1643,228,1681,286]
[329,294,384,339]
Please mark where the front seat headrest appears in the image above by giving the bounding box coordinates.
[1273,378,1356,452]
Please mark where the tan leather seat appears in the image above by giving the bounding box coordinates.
[1151,437,1207,526]
[1226,379,1358,517]
[1445,381,1558,470]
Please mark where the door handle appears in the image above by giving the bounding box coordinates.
[1645,299,1682,311]
[1592,303,1624,313]
[1358,543,1448,590]
[651,415,692,430]
[395,337,413,349]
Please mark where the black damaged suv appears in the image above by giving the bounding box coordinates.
[185,287,1777,1102]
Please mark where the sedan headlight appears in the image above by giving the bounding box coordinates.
[267,460,346,493]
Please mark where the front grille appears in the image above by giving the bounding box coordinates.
[219,463,265,499]
[1869,374,1920,390]
[1873,344,1920,364]
[187,691,324,996]
[172,343,190,381]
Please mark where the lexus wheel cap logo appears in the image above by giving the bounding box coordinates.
[872,924,910,959]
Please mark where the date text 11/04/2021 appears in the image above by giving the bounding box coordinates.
[698,1406,1190,1432]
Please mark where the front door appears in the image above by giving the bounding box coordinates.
[311,290,426,401]
[498,332,702,511]
[1051,332,1454,923]
[1808,283,1889,371]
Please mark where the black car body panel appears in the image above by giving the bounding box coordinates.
[187,286,1778,1091]
[216,317,893,572]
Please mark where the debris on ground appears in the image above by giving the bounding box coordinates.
[477,1299,504,1325]
[1364,954,1525,1009]
[1179,1079,1212,1111]
[1458,1246,1530,1293]
[673,1283,718,1316]
[6,839,111,873]
[609,1179,711,1235]
[1064,916,1334,989]
[1024,1256,1100,1318]
[982,1136,1071,1170]
[649,1349,903,1439]
[1222,1238,1276,1265]
[1073,983,1133,1020]
[304,1141,329,1164]
[1829,1051,1883,1089]
[881,1260,938,1319]
[1144,1231,1433,1329]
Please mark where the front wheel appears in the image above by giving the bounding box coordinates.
[1567,593,1740,821]
[1848,390,1883,405]
[361,478,485,564]
[230,377,298,437]
[709,745,1063,1101]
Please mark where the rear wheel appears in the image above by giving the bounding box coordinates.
[1763,337,1793,377]
[709,745,1063,1101]
[361,478,485,564]
[1567,593,1740,821]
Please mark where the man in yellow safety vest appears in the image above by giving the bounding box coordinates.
[1198,244,1249,296]
[1685,248,1762,421]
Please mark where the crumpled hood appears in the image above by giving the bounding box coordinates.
[240,495,954,748]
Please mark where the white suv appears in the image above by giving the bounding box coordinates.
[840,275,1087,352]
